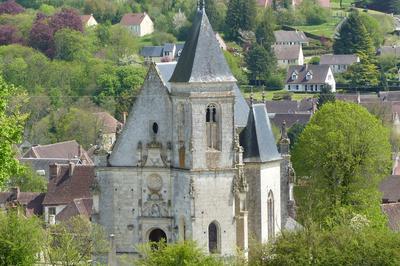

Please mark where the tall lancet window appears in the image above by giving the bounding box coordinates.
[206,104,219,150]
[208,221,220,254]
[267,190,275,240]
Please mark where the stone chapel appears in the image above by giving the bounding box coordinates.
[93,4,297,260]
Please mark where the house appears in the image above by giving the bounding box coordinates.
[273,44,304,67]
[22,140,93,165]
[320,54,360,73]
[93,112,123,152]
[120,12,154,37]
[285,64,336,92]
[94,5,298,260]
[80,14,97,27]
[19,158,80,180]
[0,187,45,217]
[380,175,400,231]
[274,30,309,46]
[42,164,94,224]
[377,45,400,57]
[140,43,185,63]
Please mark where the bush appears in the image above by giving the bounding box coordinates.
[151,31,177,46]
[265,75,284,90]
[308,56,320,65]
[272,91,293,101]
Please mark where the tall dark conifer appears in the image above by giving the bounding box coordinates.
[225,0,242,40]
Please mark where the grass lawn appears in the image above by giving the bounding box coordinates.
[331,0,354,9]
[295,16,342,38]
[242,89,315,101]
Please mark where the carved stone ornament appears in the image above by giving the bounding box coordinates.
[142,200,168,217]
[147,174,163,192]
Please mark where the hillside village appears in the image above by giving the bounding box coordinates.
[1,0,400,265]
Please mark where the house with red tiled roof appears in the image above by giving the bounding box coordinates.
[120,12,154,37]
[80,14,98,27]
[22,140,93,165]
[0,187,45,217]
[42,164,94,224]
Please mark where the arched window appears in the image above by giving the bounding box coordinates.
[206,104,219,150]
[267,190,275,240]
[179,216,186,241]
[208,221,220,254]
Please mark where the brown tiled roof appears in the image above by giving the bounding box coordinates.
[273,45,301,60]
[380,175,400,203]
[382,203,400,231]
[43,165,94,205]
[56,198,92,221]
[80,15,92,24]
[0,192,12,204]
[120,13,147,26]
[23,140,93,165]
[266,100,299,114]
[0,191,45,216]
[320,54,359,65]
[93,112,122,134]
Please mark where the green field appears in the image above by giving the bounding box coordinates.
[295,16,343,38]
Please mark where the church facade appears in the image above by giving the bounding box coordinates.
[93,6,296,259]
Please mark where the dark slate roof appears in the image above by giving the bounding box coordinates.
[381,203,400,231]
[320,54,359,65]
[273,44,301,60]
[274,30,308,43]
[286,64,331,84]
[380,175,400,203]
[169,8,236,83]
[43,165,94,206]
[270,113,311,128]
[379,91,400,101]
[140,46,163,57]
[156,62,177,91]
[240,104,281,163]
[265,100,299,114]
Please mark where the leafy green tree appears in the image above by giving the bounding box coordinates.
[250,223,400,266]
[333,10,375,57]
[344,53,380,88]
[292,101,391,226]
[54,28,89,61]
[8,166,47,192]
[106,25,138,62]
[204,0,226,31]
[0,210,46,266]
[255,8,276,49]
[45,216,108,265]
[224,50,248,84]
[246,43,276,83]
[287,123,305,149]
[225,0,256,41]
[0,75,27,188]
[95,20,111,45]
[317,85,335,108]
[359,12,384,48]
[134,241,223,266]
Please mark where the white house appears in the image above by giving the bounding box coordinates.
[285,64,336,92]
[273,44,304,67]
[320,54,359,74]
[120,12,154,37]
[274,30,309,46]
[80,14,98,27]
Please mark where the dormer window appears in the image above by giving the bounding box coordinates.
[306,71,313,81]
[291,72,298,81]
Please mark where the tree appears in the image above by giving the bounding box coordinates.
[287,123,305,149]
[204,0,225,31]
[0,0,24,15]
[0,210,46,265]
[317,85,335,108]
[134,241,224,266]
[255,8,276,49]
[0,25,22,45]
[333,10,375,57]
[54,28,88,61]
[249,223,400,266]
[292,101,391,226]
[245,43,275,83]
[0,76,27,189]
[49,8,83,33]
[29,15,55,58]
[344,53,380,88]
[45,216,108,265]
[7,166,47,192]
[225,0,256,41]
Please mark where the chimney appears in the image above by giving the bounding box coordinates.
[49,163,59,179]
[69,161,75,177]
